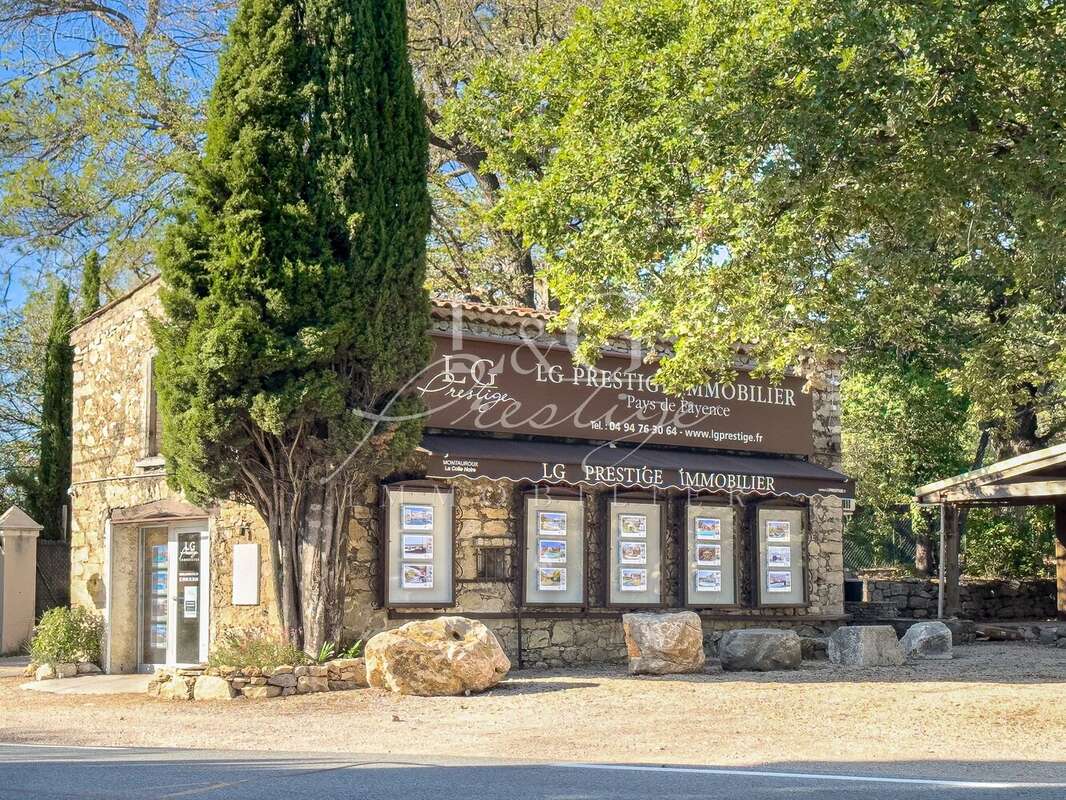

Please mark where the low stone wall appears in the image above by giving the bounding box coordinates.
[860,575,1056,621]
[148,658,367,700]
[468,615,843,669]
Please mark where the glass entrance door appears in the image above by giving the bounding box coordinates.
[140,524,209,667]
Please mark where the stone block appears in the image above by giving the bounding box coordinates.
[242,685,282,699]
[622,611,706,675]
[328,680,357,691]
[719,629,802,672]
[900,621,952,660]
[55,663,78,679]
[76,662,102,675]
[297,676,329,694]
[267,673,297,688]
[193,675,237,701]
[34,664,57,681]
[828,626,904,667]
[307,665,328,677]
[158,677,195,701]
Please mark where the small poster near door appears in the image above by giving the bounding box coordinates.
[183,586,198,619]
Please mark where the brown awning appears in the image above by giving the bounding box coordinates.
[110,498,210,524]
[421,434,853,499]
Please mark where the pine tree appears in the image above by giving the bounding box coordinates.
[153,0,430,651]
[80,251,102,319]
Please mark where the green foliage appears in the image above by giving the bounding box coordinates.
[207,629,310,669]
[29,607,102,665]
[7,285,74,540]
[154,0,431,505]
[338,638,363,659]
[964,507,1054,579]
[80,251,102,319]
[409,0,589,304]
[842,361,971,560]
[448,0,1066,443]
[314,641,336,664]
[153,0,431,649]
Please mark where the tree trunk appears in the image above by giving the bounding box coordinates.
[267,480,351,654]
[912,505,934,577]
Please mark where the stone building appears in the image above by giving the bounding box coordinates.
[70,275,851,672]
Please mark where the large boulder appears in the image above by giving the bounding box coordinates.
[622,611,706,675]
[829,625,904,667]
[365,616,510,696]
[719,629,802,671]
[900,621,953,660]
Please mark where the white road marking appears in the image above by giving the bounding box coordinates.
[556,762,1066,790]
[0,742,126,751]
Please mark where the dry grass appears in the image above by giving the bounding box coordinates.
[2,643,1065,770]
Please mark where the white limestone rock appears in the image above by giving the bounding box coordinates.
[365,616,510,696]
[622,611,706,675]
[900,621,953,660]
[828,625,904,667]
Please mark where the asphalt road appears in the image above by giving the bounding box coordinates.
[1,744,1064,799]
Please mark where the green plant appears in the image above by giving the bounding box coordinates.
[206,629,310,670]
[339,639,363,659]
[29,607,102,665]
[314,641,336,665]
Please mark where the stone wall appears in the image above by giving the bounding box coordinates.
[367,477,845,669]
[861,575,1056,621]
[69,277,279,671]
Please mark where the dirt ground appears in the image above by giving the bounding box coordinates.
[2,643,1064,768]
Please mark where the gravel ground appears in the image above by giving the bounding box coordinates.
[1,643,1064,768]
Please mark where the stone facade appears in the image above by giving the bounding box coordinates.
[70,278,847,672]
[860,574,1057,621]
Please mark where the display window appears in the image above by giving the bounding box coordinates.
[683,502,738,607]
[605,498,665,607]
[383,484,455,607]
[755,505,807,607]
[521,491,586,606]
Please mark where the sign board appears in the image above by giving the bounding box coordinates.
[416,334,813,455]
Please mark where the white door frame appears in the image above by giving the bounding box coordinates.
[137,520,210,671]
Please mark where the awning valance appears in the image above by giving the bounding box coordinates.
[420,434,853,499]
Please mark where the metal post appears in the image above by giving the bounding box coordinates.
[937,503,946,620]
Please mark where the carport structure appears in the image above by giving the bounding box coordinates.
[915,443,1066,621]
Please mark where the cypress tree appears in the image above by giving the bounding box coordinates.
[80,250,101,319]
[153,0,430,651]
[37,285,75,540]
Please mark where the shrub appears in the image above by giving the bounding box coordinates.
[207,629,310,669]
[964,507,1054,579]
[30,606,102,665]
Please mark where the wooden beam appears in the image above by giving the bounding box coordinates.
[936,479,1066,504]
[942,504,961,619]
[1056,504,1066,622]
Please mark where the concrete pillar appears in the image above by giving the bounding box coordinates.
[0,506,44,653]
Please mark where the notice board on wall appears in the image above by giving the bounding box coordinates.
[385,486,454,607]
[685,504,736,607]
[607,500,662,606]
[523,495,585,606]
[756,507,806,606]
